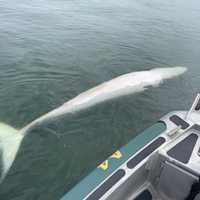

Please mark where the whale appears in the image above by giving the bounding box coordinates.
[0,66,187,182]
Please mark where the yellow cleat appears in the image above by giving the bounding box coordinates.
[98,160,109,170]
[111,150,122,159]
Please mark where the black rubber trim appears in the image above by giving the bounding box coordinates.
[127,137,165,169]
[86,169,125,200]
[198,146,200,156]
[134,190,152,200]
[167,133,198,164]
[169,115,190,129]
[195,99,200,111]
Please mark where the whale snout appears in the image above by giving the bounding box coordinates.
[150,66,187,79]
[170,66,187,75]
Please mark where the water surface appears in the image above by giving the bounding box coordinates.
[0,0,200,199]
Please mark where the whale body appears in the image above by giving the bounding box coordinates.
[20,66,187,135]
[0,66,187,182]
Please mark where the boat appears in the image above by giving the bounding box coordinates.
[61,94,200,200]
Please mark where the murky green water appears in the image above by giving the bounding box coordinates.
[0,0,200,199]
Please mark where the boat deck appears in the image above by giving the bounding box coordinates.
[61,95,200,200]
[108,112,200,200]
[61,122,166,200]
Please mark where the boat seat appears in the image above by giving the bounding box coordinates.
[156,161,198,200]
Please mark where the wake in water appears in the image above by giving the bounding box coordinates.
[0,66,187,182]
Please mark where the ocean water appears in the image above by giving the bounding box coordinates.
[0,0,200,199]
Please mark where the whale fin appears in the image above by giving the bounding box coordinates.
[0,123,24,182]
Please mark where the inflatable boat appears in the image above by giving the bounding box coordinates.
[61,94,200,200]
